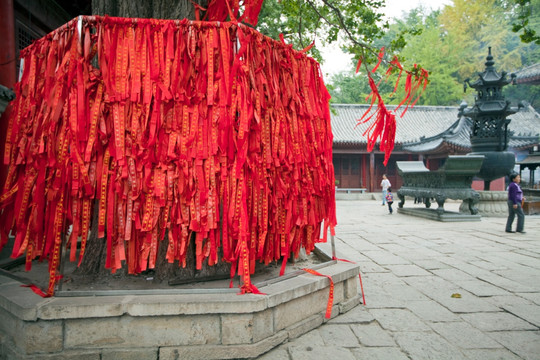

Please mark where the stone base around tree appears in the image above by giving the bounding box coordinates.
[0,255,361,360]
[460,190,508,218]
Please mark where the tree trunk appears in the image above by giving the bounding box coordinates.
[76,0,231,285]
[75,201,108,276]
[92,0,207,20]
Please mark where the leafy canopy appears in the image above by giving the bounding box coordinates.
[324,0,540,109]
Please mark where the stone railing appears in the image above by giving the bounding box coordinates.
[396,155,485,215]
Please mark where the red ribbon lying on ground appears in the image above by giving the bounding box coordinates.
[0,16,337,296]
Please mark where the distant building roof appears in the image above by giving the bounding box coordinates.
[515,63,540,85]
[517,154,540,166]
[331,103,540,154]
[332,104,460,146]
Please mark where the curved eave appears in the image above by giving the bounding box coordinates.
[403,139,470,155]
[515,63,540,85]
[509,137,540,151]
[517,155,540,166]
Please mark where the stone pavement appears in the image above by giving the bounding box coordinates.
[257,198,540,360]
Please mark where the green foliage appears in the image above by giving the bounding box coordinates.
[328,71,395,104]
[255,0,540,110]
[510,0,540,44]
[257,0,393,65]
[324,0,540,109]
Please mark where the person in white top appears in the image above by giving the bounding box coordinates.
[380,174,391,206]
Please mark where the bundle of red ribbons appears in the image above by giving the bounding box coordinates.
[0,16,337,296]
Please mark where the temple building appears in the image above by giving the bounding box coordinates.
[515,63,540,86]
[331,103,540,192]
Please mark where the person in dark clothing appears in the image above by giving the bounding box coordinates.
[386,188,394,214]
[505,173,526,234]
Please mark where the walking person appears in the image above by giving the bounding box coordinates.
[381,174,391,206]
[386,188,394,214]
[505,173,526,234]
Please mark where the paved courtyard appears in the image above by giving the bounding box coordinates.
[259,198,540,360]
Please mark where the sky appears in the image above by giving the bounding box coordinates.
[319,0,452,79]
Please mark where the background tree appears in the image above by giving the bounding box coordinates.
[510,0,540,44]
[327,0,540,111]
[257,0,392,64]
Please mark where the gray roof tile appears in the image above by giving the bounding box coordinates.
[331,104,540,152]
[515,63,540,84]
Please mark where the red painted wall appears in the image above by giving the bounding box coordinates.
[471,177,506,191]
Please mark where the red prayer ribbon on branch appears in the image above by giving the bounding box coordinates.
[356,49,428,165]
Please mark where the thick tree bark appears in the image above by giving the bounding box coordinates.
[92,0,207,20]
[75,201,109,276]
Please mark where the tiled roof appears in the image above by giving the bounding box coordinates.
[331,104,460,145]
[515,63,540,84]
[331,103,540,153]
[517,154,540,165]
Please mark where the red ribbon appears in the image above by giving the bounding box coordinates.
[1,16,338,297]
[303,268,334,319]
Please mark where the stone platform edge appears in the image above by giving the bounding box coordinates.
[0,255,361,360]
[397,207,481,222]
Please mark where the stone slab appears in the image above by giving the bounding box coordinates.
[461,348,523,360]
[339,295,362,313]
[460,312,538,331]
[15,320,63,355]
[257,346,290,360]
[101,348,158,360]
[350,322,396,347]
[328,304,374,324]
[288,345,356,360]
[451,279,511,297]
[65,314,221,348]
[394,331,467,360]
[318,324,359,347]
[285,328,324,347]
[502,304,540,327]
[351,347,410,360]
[430,322,503,349]
[368,309,430,332]
[159,331,288,360]
[39,296,127,320]
[487,331,540,360]
[0,282,44,321]
[125,293,268,316]
[406,300,459,322]
[286,314,324,340]
[384,264,432,277]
